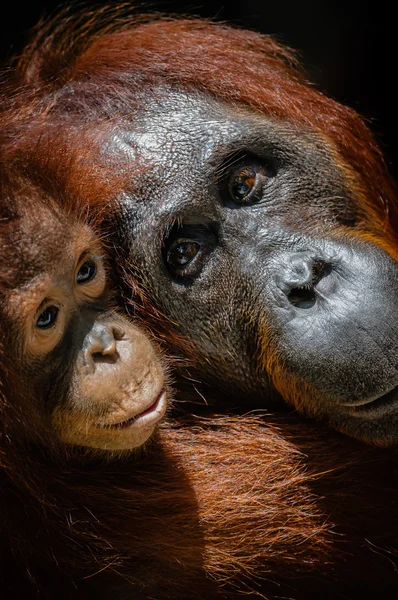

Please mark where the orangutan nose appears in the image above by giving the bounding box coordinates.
[84,323,125,365]
[278,253,332,309]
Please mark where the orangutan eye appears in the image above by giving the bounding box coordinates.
[229,166,259,203]
[164,224,217,281]
[76,259,97,284]
[229,163,269,205]
[167,241,201,268]
[218,153,277,207]
[36,305,59,329]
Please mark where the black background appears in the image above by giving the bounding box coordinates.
[1,1,396,178]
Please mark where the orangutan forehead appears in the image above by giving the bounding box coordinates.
[1,207,98,289]
[48,88,336,173]
[120,88,329,153]
[105,89,345,223]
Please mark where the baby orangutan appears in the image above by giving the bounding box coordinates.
[0,186,169,454]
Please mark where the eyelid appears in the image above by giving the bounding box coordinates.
[214,150,251,180]
[34,298,61,322]
[75,250,97,271]
[75,254,106,300]
[210,136,288,173]
[75,252,105,280]
[28,300,66,356]
[215,148,280,182]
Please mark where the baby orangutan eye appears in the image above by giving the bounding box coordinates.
[36,305,59,329]
[76,259,97,284]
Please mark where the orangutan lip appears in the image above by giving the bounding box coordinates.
[97,390,167,430]
[347,385,398,415]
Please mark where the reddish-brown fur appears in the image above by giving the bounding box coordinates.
[1,405,398,598]
[3,6,397,235]
[1,7,398,599]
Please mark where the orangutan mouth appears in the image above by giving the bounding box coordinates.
[98,390,167,430]
[348,385,398,416]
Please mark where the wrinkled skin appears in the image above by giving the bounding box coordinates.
[101,89,398,445]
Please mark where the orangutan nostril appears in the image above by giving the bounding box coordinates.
[288,285,317,309]
[285,258,332,308]
[91,352,119,364]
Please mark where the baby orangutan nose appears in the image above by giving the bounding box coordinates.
[83,322,126,370]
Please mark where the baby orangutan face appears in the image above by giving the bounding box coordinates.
[2,199,168,452]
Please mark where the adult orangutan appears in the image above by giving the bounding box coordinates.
[3,6,398,444]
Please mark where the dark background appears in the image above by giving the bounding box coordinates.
[1,1,397,178]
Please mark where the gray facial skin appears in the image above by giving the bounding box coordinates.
[107,89,398,445]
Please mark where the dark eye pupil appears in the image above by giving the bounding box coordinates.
[77,260,97,284]
[231,168,256,201]
[168,242,199,267]
[36,306,59,329]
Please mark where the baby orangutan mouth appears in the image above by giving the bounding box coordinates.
[97,389,167,430]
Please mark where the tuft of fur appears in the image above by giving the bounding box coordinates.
[1,412,398,599]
